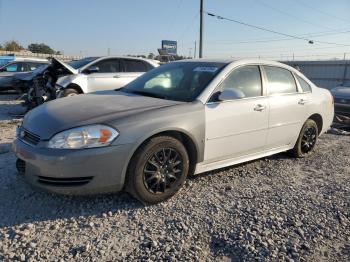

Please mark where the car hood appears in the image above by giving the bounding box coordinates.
[53,58,78,74]
[22,91,183,140]
[14,59,76,82]
[331,86,350,98]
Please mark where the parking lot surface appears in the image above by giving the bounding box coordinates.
[0,94,349,261]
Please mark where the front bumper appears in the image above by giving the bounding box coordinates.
[12,138,134,195]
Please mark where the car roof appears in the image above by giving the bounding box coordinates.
[96,56,158,63]
[178,58,289,67]
[13,58,48,62]
[6,59,49,64]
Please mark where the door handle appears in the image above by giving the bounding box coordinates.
[254,104,266,111]
[298,99,308,105]
[113,74,122,78]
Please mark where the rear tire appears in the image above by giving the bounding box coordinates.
[290,119,318,158]
[58,88,79,98]
[126,136,189,205]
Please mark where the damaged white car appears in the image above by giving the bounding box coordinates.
[56,56,159,97]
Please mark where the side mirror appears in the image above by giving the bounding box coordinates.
[218,88,245,101]
[85,66,99,74]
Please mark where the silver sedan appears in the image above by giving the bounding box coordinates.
[13,59,334,204]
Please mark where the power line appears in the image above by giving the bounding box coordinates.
[205,11,350,47]
[206,29,350,45]
[292,0,350,24]
[162,0,184,39]
[254,0,336,30]
[205,28,350,45]
[177,12,199,41]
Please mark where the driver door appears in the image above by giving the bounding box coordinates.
[204,65,269,163]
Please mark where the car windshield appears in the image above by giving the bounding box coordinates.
[122,61,227,102]
[68,57,99,69]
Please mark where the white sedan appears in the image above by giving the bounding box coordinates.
[14,59,334,204]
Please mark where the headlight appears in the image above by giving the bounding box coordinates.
[48,125,119,149]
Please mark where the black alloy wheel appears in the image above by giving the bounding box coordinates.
[143,148,183,194]
[290,119,319,158]
[126,136,189,204]
[301,126,317,154]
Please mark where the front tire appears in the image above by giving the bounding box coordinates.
[126,136,189,204]
[290,119,318,158]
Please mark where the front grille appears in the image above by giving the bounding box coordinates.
[334,98,350,104]
[37,176,93,187]
[20,129,41,145]
[16,159,26,174]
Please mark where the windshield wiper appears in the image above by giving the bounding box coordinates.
[125,90,168,100]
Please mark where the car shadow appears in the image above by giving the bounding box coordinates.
[0,148,143,228]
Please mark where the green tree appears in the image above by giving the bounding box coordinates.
[28,43,56,54]
[4,40,23,51]
[0,44,3,50]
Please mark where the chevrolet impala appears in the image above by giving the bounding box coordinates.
[13,59,334,204]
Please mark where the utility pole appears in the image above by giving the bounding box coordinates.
[199,0,204,58]
[194,41,197,59]
[343,52,346,60]
[188,48,192,58]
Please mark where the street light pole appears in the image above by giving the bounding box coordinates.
[199,0,204,58]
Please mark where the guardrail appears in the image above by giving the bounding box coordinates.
[0,50,81,61]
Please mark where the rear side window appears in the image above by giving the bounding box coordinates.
[93,59,120,73]
[296,75,312,92]
[123,59,148,72]
[264,66,297,95]
[219,65,262,98]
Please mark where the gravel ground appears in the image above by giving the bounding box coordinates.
[0,94,349,261]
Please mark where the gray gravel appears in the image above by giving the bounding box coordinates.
[0,94,349,261]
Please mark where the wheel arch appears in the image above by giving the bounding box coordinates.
[308,113,323,134]
[126,129,200,178]
[66,83,84,94]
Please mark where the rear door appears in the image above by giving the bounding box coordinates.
[263,65,309,149]
[116,59,150,88]
[86,58,123,91]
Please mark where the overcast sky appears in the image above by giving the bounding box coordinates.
[0,0,349,60]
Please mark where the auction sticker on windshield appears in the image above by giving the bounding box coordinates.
[193,67,218,73]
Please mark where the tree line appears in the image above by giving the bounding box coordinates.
[0,40,61,55]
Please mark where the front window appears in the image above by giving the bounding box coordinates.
[68,57,99,69]
[218,65,262,98]
[123,62,227,102]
